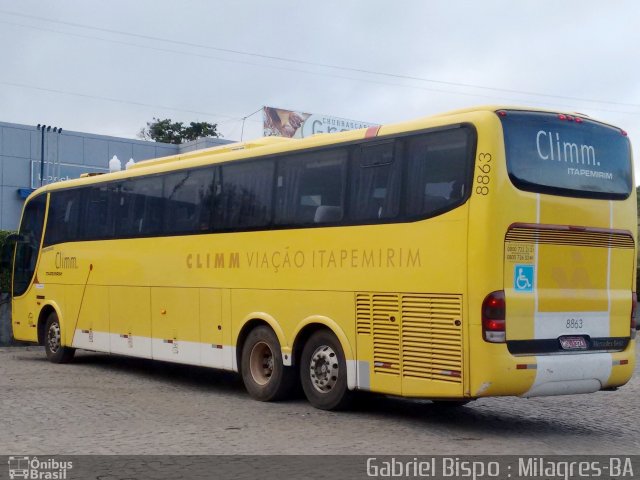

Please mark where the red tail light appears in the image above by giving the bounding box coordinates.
[482,290,506,343]
[631,293,637,339]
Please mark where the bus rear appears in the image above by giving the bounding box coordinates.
[470,109,636,398]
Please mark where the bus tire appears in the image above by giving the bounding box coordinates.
[44,312,75,364]
[300,330,351,410]
[240,325,294,402]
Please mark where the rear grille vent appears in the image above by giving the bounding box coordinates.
[506,224,634,249]
[356,292,463,383]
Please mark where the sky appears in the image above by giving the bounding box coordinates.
[1,0,640,173]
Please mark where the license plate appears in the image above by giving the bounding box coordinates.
[559,336,588,350]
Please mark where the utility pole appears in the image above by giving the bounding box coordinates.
[36,125,62,187]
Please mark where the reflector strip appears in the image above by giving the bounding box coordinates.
[374,361,393,368]
[613,359,629,366]
[516,363,537,370]
[212,344,223,349]
[163,339,174,344]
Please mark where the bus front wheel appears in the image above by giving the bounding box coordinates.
[300,330,351,410]
[44,312,75,364]
[240,325,294,401]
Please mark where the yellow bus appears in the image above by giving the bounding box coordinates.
[4,106,637,410]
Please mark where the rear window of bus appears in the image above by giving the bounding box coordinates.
[500,110,632,200]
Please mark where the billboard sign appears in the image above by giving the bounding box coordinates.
[263,106,377,139]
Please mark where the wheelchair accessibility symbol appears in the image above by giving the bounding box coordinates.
[514,264,534,292]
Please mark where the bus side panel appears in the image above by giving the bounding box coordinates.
[62,284,84,347]
[150,287,200,364]
[72,285,110,352]
[109,286,152,358]
[200,288,229,369]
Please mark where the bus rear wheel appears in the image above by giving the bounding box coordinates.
[240,326,294,401]
[44,312,75,364]
[300,330,351,410]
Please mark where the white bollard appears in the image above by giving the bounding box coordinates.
[109,155,122,172]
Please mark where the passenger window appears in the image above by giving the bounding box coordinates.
[45,189,82,245]
[83,185,112,240]
[404,128,473,218]
[164,168,215,234]
[113,177,164,237]
[214,161,274,229]
[275,148,347,225]
[350,142,401,221]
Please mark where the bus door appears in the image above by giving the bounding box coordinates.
[11,194,47,341]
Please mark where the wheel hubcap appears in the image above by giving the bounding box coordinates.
[48,322,61,354]
[309,345,339,393]
[249,341,274,386]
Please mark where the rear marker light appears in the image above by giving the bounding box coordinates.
[497,110,507,117]
[558,114,567,120]
[575,117,584,123]
[621,129,628,136]
[482,290,506,343]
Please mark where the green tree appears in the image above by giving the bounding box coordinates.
[139,118,219,144]
[0,230,16,293]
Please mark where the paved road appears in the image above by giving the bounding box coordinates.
[0,342,638,455]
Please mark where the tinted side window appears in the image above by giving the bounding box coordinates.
[83,185,112,240]
[164,168,215,234]
[214,161,274,230]
[275,148,347,225]
[44,189,83,246]
[113,177,164,237]
[404,128,473,218]
[350,142,401,221]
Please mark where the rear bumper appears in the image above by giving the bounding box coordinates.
[520,352,619,397]
[469,326,635,398]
